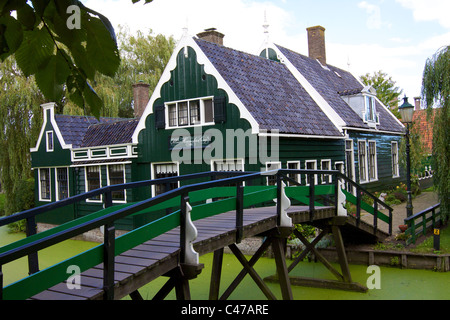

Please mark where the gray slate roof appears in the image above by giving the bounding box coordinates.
[195,38,343,136]
[54,115,134,148]
[275,45,404,133]
[80,119,139,147]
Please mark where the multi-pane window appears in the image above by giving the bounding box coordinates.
[108,164,125,201]
[39,168,51,200]
[167,98,214,128]
[56,168,69,200]
[392,141,399,177]
[321,159,332,184]
[345,140,355,191]
[154,163,178,196]
[287,161,300,186]
[358,141,367,182]
[305,160,318,185]
[168,104,177,127]
[189,100,201,125]
[212,159,244,186]
[178,102,189,126]
[86,166,101,200]
[368,141,377,180]
[265,162,281,186]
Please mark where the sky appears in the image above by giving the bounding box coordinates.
[84,0,450,100]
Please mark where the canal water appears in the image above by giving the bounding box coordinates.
[1,226,448,300]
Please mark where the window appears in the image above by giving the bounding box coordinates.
[321,159,332,184]
[168,104,177,127]
[167,97,214,128]
[108,164,125,201]
[265,162,281,186]
[39,168,51,201]
[358,141,367,183]
[287,161,300,186]
[46,131,54,152]
[178,102,188,126]
[56,168,69,200]
[368,141,378,181]
[212,159,244,186]
[189,100,201,125]
[86,166,101,201]
[345,140,355,190]
[392,141,399,178]
[212,159,244,172]
[305,160,318,185]
[364,96,379,123]
[153,163,179,196]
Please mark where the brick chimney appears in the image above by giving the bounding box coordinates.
[414,97,421,111]
[307,25,326,65]
[132,81,150,118]
[196,28,224,45]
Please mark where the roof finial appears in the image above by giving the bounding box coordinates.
[263,10,270,41]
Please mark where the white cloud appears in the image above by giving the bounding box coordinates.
[358,1,392,30]
[396,0,450,28]
[83,0,292,54]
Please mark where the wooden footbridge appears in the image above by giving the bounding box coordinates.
[0,169,393,300]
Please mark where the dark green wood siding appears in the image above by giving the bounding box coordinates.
[348,131,405,191]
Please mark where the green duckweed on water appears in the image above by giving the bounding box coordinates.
[1,226,449,300]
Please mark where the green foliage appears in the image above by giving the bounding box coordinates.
[421,46,450,217]
[64,26,176,118]
[360,70,403,113]
[0,193,5,216]
[1,0,121,118]
[0,56,44,216]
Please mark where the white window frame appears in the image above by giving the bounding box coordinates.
[166,96,215,129]
[85,166,102,202]
[345,139,356,182]
[286,161,301,186]
[46,130,54,152]
[320,159,332,184]
[391,141,400,178]
[55,167,69,201]
[107,164,127,203]
[211,158,244,172]
[368,140,378,181]
[39,168,51,202]
[358,140,368,184]
[305,160,318,185]
[265,161,281,186]
[151,162,180,196]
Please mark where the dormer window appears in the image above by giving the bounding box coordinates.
[365,96,377,122]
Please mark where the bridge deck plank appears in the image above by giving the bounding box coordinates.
[30,205,335,300]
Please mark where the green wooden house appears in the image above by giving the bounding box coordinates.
[31,26,405,230]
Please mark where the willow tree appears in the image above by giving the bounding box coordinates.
[422,46,450,215]
[0,57,45,215]
[64,26,176,118]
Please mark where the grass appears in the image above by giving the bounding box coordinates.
[410,224,450,254]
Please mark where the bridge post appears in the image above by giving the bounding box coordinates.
[25,216,39,275]
[272,228,293,300]
[178,195,204,300]
[103,223,116,300]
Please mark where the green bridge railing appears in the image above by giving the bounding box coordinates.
[0,169,391,300]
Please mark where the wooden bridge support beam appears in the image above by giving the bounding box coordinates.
[153,263,204,300]
[267,217,367,293]
[209,227,293,301]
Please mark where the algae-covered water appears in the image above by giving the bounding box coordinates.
[1,226,449,300]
